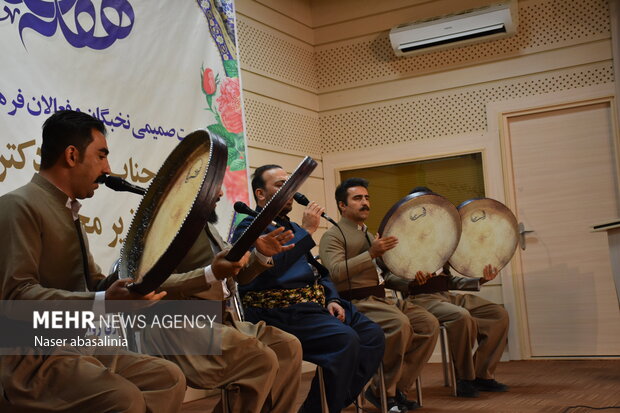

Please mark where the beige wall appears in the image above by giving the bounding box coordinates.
[235,0,617,358]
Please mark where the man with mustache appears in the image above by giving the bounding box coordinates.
[232,165,385,413]
[141,187,303,413]
[320,178,439,412]
[0,110,186,412]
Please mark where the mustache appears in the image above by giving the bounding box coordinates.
[95,174,107,184]
[360,206,370,211]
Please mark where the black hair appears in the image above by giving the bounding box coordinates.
[251,164,282,203]
[335,177,369,212]
[40,110,106,170]
[409,186,432,194]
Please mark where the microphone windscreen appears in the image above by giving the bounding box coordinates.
[104,176,128,191]
[293,192,310,206]
[234,201,257,217]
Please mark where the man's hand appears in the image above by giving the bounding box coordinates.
[301,201,324,235]
[481,264,499,284]
[105,278,167,303]
[414,270,434,286]
[212,249,251,280]
[255,226,295,257]
[327,301,346,322]
[368,233,398,259]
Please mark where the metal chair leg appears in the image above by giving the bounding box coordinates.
[378,362,388,413]
[415,375,423,407]
[439,325,450,387]
[355,363,389,413]
[449,352,457,397]
[317,366,329,413]
[440,325,457,396]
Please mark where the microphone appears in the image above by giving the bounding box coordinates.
[103,176,147,196]
[233,201,258,217]
[293,192,338,225]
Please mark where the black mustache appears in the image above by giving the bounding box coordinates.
[95,174,107,184]
[360,206,370,211]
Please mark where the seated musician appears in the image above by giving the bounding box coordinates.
[319,177,439,412]
[0,110,186,412]
[384,186,510,398]
[141,186,303,413]
[231,165,385,413]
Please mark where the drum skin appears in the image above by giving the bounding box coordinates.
[119,130,227,294]
[448,198,519,278]
[378,192,461,279]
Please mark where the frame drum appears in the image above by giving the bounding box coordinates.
[119,130,228,294]
[448,198,519,277]
[378,191,461,279]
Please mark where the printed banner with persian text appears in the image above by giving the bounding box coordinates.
[0,0,249,272]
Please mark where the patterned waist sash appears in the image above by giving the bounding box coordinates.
[242,284,325,309]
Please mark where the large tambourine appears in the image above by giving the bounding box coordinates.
[448,198,519,277]
[377,191,461,279]
[119,130,228,294]
[227,157,317,261]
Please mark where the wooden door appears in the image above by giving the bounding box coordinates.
[506,101,620,356]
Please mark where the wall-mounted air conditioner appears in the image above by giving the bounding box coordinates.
[389,2,517,56]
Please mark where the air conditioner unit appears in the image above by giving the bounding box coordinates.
[389,2,517,56]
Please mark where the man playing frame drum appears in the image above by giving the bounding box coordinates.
[142,186,303,413]
[384,186,510,398]
[320,178,439,412]
[0,111,187,412]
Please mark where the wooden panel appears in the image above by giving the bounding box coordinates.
[318,41,612,110]
[256,0,313,28]
[241,73,319,111]
[508,102,620,356]
[236,0,313,43]
[247,147,323,178]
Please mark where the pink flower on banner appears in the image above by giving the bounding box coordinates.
[202,68,216,95]
[223,166,249,204]
[216,77,244,134]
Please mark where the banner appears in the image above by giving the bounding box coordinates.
[0,0,249,271]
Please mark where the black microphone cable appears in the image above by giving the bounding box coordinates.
[291,193,354,306]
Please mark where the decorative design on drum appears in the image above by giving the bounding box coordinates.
[378,192,461,279]
[119,130,228,294]
[449,198,519,278]
[410,206,427,221]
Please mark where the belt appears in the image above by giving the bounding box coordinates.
[339,284,385,301]
[409,276,450,295]
[242,284,326,309]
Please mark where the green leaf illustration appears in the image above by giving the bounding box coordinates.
[229,158,246,171]
[223,59,239,78]
[207,124,235,147]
